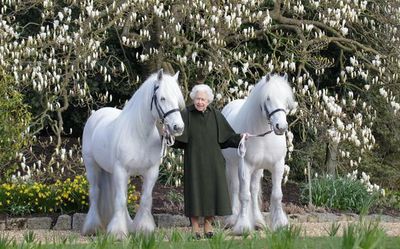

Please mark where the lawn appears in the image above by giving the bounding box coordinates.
[2,224,400,249]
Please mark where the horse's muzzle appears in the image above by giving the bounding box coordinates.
[169,124,184,136]
[273,123,287,135]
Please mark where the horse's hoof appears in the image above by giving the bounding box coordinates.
[82,224,104,236]
[231,221,253,235]
[81,229,95,237]
[224,215,237,228]
[255,223,267,231]
[271,215,289,231]
[254,219,267,230]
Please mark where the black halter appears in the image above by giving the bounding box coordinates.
[150,85,180,122]
[264,102,286,119]
[253,104,286,137]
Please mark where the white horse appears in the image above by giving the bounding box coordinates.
[222,73,296,234]
[81,69,185,239]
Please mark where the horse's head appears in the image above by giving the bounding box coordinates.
[261,73,295,135]
[151,69,185,136]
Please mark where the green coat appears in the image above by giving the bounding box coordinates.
[173,105,241,217]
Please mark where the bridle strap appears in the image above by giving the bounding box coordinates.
[254,128,274,137]
[268,108,286,118]
[163,108,180,118]
[254,105,286,136]
[151,85,180,121]
[151,83,180,160]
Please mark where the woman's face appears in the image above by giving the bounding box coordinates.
[194,91,209,112]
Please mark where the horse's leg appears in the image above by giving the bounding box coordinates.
[250,169,266,229]
[107,164,129,239]
[130,164,158,234]
[232,160,253,235]
[225,162,240,228]
[82,156,104,235]
[270,160,288,230]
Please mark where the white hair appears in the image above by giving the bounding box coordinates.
[189,84,214,103]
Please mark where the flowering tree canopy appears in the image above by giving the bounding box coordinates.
[0,0,399,183]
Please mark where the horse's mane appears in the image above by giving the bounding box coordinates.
[243,74,294,112]
[111,72,184,150]
[239,74,295,121]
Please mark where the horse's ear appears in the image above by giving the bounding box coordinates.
[157,69,164,81]
[265,73,271,82]
[173,71,180,81]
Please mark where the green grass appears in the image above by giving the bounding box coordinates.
[7,237,398,249]
[1,225,399,249]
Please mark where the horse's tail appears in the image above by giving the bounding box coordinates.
[97,168,115,227]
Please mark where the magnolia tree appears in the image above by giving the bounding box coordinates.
[0,0,399,184]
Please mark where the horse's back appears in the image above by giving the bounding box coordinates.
[221,99,245,165]
[222,99,245,128]
[82,107,121,157]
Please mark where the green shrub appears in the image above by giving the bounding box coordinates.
[300,171,383,214]
[380,189,400,211]
[0,175,139,216]
[0,69,32,179]
[159,150,184,187]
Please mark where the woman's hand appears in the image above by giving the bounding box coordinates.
[241,133,250,140]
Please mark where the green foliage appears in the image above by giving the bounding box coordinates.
[0,69,32,179]
[169,230,184,243]
[22,231,37,244]
[126,232,162,249]
[91,234,115,249]
[0,175,139,215]
[325,222,341,237]
[342,220,386,249]
[380,190,400,211]
[0,234,14,249]
[358,151,400,191]
[159,150,184,187]
[207,231,233,249]
[264,225,302,249]
[1,226,400,248]
[300,174,381,214]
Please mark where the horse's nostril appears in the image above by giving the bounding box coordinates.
[174,125,182,132]
[275,124,280,130]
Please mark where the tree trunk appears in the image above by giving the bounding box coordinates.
[325,143,338,177]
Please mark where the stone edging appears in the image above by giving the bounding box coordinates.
[1,212,399,231]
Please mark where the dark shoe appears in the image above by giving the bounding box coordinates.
[205,232,214,238]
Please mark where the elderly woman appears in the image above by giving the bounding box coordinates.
[173,84,247,239]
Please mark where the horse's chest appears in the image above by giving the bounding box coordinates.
[118,138,161,172]
[246,138,286,167]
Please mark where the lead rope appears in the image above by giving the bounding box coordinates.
[237,132,267,179]
[160,124,176,161]
[238,135,248,158]
[237,123,274,158]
